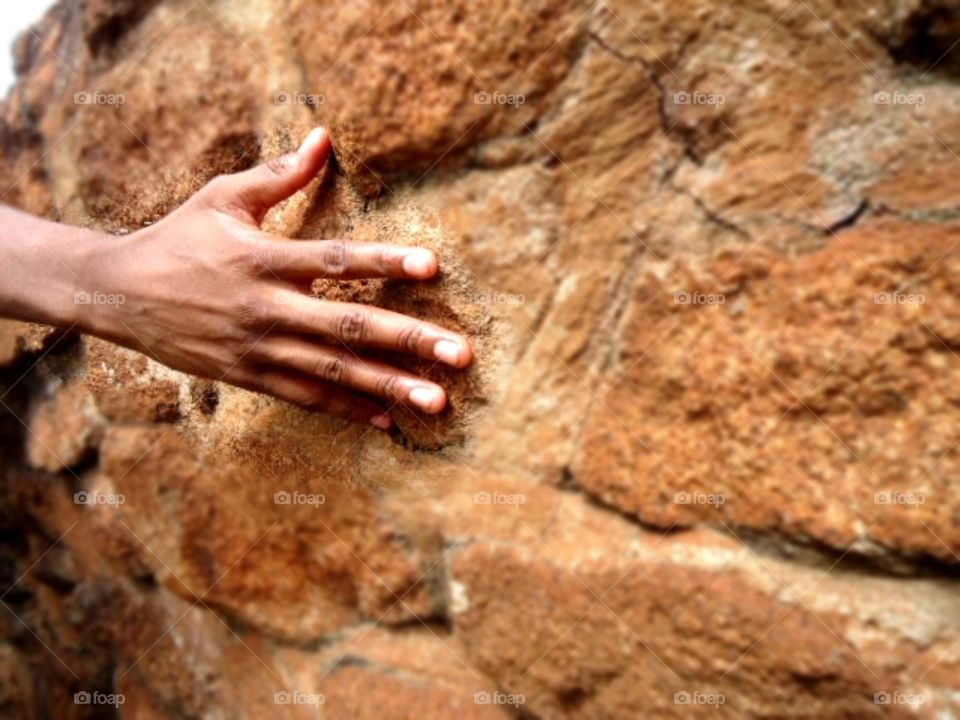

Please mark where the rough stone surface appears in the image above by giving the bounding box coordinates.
[0,0,959,718]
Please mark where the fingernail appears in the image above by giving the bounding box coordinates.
[409,386,444,412]
[401,250,437,278]
[298,127,327,155]
[434,339,465,366]
[370,413,393,430]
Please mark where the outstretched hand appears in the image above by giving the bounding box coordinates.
[81,127,472,429]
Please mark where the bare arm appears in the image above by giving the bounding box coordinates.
[0,127,472,429]
[0,204,105,330]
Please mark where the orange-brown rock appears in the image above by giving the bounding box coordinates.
[574,220,960,567]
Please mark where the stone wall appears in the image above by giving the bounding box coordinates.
[0,0,958,718]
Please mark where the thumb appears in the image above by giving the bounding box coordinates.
[209,127,332,223]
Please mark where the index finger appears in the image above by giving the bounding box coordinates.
[255,239,439,281]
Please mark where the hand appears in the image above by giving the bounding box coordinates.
[79,127,472,429]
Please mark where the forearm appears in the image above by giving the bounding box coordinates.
[0,205,110,331]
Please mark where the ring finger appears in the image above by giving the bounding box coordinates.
[254,335,448,413]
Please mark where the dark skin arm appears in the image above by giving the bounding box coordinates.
[0,127,472,429]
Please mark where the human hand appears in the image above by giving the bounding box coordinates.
[78,127,472,429]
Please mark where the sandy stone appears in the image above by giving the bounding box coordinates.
[573,219,960,566]
[26,381,104,473]
[0,321,62,368]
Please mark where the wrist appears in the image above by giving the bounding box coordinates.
[0,207,116,332]
[64,230,134,339]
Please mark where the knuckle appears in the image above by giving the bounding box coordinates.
[232,242,288,276]
[375,374,402,399]
[202,176,250,218]
[397,324,427,355]
[379,248,403,274]
[257,245,287,274]
[238,340,270,363]
[204,174,232,197]
[233,296,272,329]
[321,241,350,276]
[337,309,370,343]
[266,154,293,176]
[315,355,347,384]
[228,248,262,275]
[202,175,241,207]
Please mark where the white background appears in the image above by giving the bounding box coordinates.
[1,2,59,95]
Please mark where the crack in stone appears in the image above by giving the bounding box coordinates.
[825,198,870,235]
[586,31,675,139]
[586,31,756,245]
[673,177,753,242]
